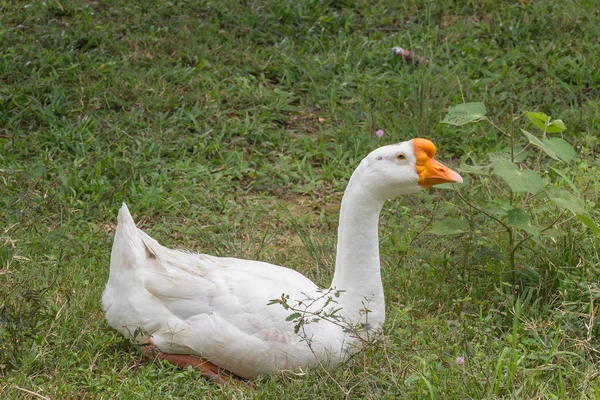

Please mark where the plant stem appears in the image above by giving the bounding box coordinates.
[455,191,510,231]
[485,117,511,138]
[513,143,531,160]
[510,124,515,165]
[455,190,516,279]
[509,189,515,278]
[509,223,516,281]
[512,211,568,254]
[509,111,516,279]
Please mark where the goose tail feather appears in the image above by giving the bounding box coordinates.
[117,202,136,227]
[110,203,144,272]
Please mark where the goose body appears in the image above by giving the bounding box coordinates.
[102,138,462,379]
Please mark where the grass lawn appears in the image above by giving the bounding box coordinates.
[1,0,600,398]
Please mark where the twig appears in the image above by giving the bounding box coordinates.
[457,77,465,103]
[13,386,51,400]
[455,191,510,231]
[512,210,567,254]
[381,334,397,382]
[271,290,383,398]
[513,143,532,160]
[485,117,511,138]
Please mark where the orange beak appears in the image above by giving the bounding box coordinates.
[413,138,463,188]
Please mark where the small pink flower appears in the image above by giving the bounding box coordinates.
[376,129,384,138]
[456,356,464,365]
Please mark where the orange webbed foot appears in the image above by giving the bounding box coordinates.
[141,339,246,385]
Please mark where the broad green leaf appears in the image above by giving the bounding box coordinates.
[526,112,566,133]
[520,129,558,160]
[507,208,540,237]
[526,112,550,131]
[492,159,545,194]
[429,218,469,235]
[543,138,576,163]
[483,202,511,217]
[493,147,529,163]
[441,102,487,126]
[457,163,491,175]
[513,146,530,163]
[546,188,585,214]
[577,214,600,235]
[546,119,566,133]
[436,176,468,190]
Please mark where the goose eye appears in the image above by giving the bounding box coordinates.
[396,154,406,161]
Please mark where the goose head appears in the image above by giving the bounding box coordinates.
[358,138,463,201]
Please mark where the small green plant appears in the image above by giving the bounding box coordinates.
[432,102,599,282]
[268,289,378,341]
[268,289,383,396]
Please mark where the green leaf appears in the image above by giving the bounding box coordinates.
[547,188,585,214]
[526,112,566,133]
[286,312,301,322]
[483,202,511,217]
[526,112,550,131]
[457,163,491,175]
[441,102,487,126]
[546,119,566,133]
[293,320,304,334]
[512,146,530,163]
[436,176,469,190]
[543,138,576,163]
[520,129,559,160]
[429,218,469,235]
[577,214,600,235]
[507,208,540,237]
[492,160,545,194]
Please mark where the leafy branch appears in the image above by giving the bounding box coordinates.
[268,288,378,343]
[268,289,382,397]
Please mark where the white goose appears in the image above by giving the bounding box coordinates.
[102,138,462,382]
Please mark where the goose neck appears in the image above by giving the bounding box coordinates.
[330,171,385,321]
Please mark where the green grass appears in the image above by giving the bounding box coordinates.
[1,0,600,398]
